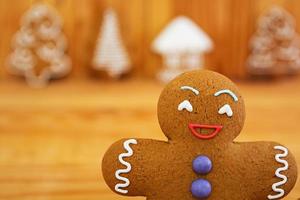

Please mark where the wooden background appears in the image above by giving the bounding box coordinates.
[1,0,300,79]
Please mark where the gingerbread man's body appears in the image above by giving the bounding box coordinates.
[102,70,297,200]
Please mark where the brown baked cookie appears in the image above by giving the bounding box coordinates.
[102,70,298,200]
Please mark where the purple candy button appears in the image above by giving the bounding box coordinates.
[191,178,212,198]
[192,155,212,175]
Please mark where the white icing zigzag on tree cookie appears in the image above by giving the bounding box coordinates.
[115,139,137,194]
[268,145,289,200]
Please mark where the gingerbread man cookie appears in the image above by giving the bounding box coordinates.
[102,70,297,199]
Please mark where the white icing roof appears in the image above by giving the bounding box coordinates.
[152,16,213,54]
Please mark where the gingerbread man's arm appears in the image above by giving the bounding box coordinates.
[102,138,167,197]
[234,141,297,200]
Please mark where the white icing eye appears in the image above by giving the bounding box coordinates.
[218,104,233,117]
[178,100,193,112]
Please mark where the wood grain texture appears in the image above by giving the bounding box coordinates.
[2,0,300,79]
[0,77,300,199]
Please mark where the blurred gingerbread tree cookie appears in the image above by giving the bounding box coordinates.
[8,3,71,88]
[92,8,131,79]
[247,6,300,77]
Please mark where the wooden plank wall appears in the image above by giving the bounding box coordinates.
[1,0,300,79]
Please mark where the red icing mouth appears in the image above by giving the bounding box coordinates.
[188,123,223,140]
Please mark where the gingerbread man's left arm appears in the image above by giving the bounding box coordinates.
[102,138,168,197]
[233,141,297,199]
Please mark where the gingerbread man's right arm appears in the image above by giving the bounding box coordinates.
[235,141,297,199]
[102,138,167,197]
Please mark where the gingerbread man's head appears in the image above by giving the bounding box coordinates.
[157,70,245,144]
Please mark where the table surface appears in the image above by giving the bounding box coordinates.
[0,77,299,200]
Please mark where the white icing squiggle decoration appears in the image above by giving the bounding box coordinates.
[180,86,199,95]
[178,100,193,112]
[115,139,137,194]
[267,146,289,200]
